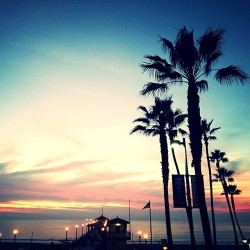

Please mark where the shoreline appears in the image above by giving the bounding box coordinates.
[0,241,247,250]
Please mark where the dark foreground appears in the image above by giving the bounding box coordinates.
[0,242,247,250]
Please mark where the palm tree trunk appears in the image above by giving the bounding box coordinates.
[187,81,212,249]
[185,193,197,250]
[231,195,244,241]
[222,182,239,248]
[205,141,217,248]
[159,133,173,250]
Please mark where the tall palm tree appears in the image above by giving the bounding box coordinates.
[140,26,248,248]
[201,119,220,248]
[213,167,239,247]
[227,184,245,241]
[130,96,186,250]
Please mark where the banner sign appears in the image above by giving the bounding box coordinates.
[172,175,186,208]
[191,175,199,208]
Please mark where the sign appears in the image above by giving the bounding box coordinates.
[191,175,199,208]
[172,175,186,208]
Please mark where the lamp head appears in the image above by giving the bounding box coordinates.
[170,139,183,148]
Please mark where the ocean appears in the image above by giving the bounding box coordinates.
[0,219,248,244]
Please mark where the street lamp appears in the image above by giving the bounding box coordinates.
[65,227,69,241]
[85,219,89,233]
[138,231,142,244]
[171,138,196,248]
[82,224,84,236]
[75,225,78,239]
[13,229,18,243]
[144,233,148,244]
[0,232,2,242]
[243,239,250,249]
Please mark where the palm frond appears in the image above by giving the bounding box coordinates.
[210,127,221,135]
[215,65,249,84]
[198,28,225,61]
[144,54,168,64]
[178,128,188,136]
[141,61,168,80]
[159,36,177,65]
[141,55,183,82]
[137,105,149,114]
[140,82,168,96]
[208,135,217,141]
[204,51,223,75]
[174,112,188,126]
[175,27,199,70]
[160,71,183,82]
[197,80,208,93]
[132,117,150,125]
[130,125,147,135]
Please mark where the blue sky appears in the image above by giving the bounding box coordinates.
[0,0,249,228]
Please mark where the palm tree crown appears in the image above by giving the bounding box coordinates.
[141,27,248,96]
[210,149,229,169]
[201,119,220,144]
[130,97,186,139]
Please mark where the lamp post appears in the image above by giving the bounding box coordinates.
[0,232,2,242]
[171,138,196,249]
[82,224,84,236]
[13,229,18,243]
[138,231,142,244]
[65,227,69,241]
[243,239,250,249]
[75,225,78,240]
[85,219,89,233]
[144,233,148,244]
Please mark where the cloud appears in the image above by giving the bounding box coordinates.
[0,161,12,173]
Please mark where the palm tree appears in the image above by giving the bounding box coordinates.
[130,96,186,250]
[210,149,228,170]
[140,26,248,248]
[201,119,220,248]
[227,184,245,241]
[213,167,239,247]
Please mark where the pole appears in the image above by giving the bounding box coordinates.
[183,138,196,250]
[129,200,131,234]
[149,200,152,250]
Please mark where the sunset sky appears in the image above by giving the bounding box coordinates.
[0,0,249,225]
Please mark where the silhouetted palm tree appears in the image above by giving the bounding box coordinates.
[140,26,248,248]
[210,149,228,170]
[213,167,238,247]
[227,184,245,241]
[130,96,186,250]
[201,119,220,247]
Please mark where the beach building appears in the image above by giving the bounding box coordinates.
[86,214,131,250]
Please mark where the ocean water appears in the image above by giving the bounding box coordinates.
[0,219,248,244]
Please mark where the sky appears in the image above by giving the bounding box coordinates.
[0,0,249,227]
